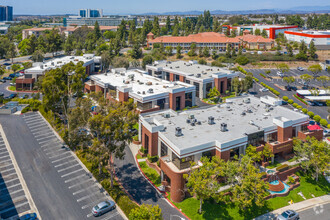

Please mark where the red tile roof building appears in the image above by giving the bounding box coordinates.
[147,32,274,51]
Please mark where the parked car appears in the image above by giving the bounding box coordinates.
[297,67,304,71]
[307,101,315,106]
[259,88,269,92]
[9,73,16,78]
[92,200,116,217]
[277,210,299,220]
[19,213,37,220]
[242,49,246,52]
[22,94,29,99]
[0,79,6,83]
[0,92,4,97]
[314,101,326,106]
[290,86,298,91]
[3,77,12,80]
[323,129,330,137]
[5,93,17,99]
[285,86,292,91]
[277,71,284,77]
[9,82,16,86]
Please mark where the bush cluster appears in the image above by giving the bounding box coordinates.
[139,147,148,154]
[259,73,266,78]
[260,82,280,96]
[147,155,159,163]
[293,94,308,105]
[276,164,289,172]
[282,96,289,101]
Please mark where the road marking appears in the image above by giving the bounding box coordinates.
[0,201,29,215]
[0,154,10,159]
[24,118,43,123]
[0,182,21,191]
[35,132,54,138]
[2,172,17,179]
[0,151,9,156]
[51,155,73,163]
[61,168,84,178]
[37,135,55,141]
[77,193,95,202]
[69,178,94,189]
[33,130,52,135]
[57,163,80,172]
[1,188,24,196]
[31,127,48,132]
[0,178,18,186]
[64,174,86,183]
[82,199,104,209]
[54,161,71,168]
[0,158,12,165]
[39,138,58,144]
[27,121,45,127]
[45,148,66,154]
[0,167,15,173]
[73,186,95,195]
[100,212,119,220]
[48,151,70,159]
[40,141,61,148]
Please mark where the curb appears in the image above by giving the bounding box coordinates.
[36,111,128,220]
[134,155,190,220]
[0,124,41,220]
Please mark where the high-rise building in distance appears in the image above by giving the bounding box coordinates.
[79,9,103,18]
[0,5,13,21]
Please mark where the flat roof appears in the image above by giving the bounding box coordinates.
[91,69,195,102]
[25,54,100,74]
[297,90,330,95]
[147,60,238,81]
[141,96,308,156]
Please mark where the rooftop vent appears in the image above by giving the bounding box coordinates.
[186,119,191,124]
[175,127,183,136]
[246,109,253,113]
[142,91,146,95]
[196,73,201,78]
[148,88,154,93]
[190,121,195,126]
[188,114,194,119]
[163,113,170,118]
[196,121,201,125]
[241,112,246,116]
[243,98,250,103]
[220,123,227,132]
[208,116,215,125]
[249,120,254,125]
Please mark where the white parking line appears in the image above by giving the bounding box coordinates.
[61,168,84,178]
[45,148,66,154]
[2,172,17,179]
[40,141,61,148]
[81,199,104,209]
[100,212,119,220]
[35,132,54,138]
[51,155,73,163]
[0,201,29,215]
[57,163,80,173]
[48,151,70,159]
[73,185,96,195]
[87,213,93,218]
[0,183,21,191]
[1,167,15,173]
[26,121,45,127]
[2,188,24,196]
[39,138,58,144]
[0,177,18,186]
[37,135,55,141]
[64,174,86,183]
[0,154,10,159]
[31,127,48,132]
[69,178,94,189]
[54,161,71,168]
[77,194,95,202]
[24,118,43,123]
[0,151,9,156]
[0,158,12,165]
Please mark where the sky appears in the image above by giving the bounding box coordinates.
[1,0,329,15]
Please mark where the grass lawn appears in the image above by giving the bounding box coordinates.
[266,161,281,169]
[136,154,146,159]
[139,161,161,187]
[170,171,330,220]
[8,86,16,91]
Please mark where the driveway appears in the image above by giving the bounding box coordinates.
[114,147,186,220]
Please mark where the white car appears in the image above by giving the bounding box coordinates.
[277,71,284,77]
[259,88,269,92]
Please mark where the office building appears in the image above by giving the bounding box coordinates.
[146,60,238,99]
[79,9,103,18]
[0,5,13,21]
[16,54,101,91]
[85,69,196,113]
[284,30,330,50]
[64,15,136,27]
[139,96,323,202]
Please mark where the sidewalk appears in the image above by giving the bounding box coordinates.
[255,194,330,220]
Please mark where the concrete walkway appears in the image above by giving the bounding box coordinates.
[255,195,330,220]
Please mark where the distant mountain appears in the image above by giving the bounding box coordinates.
[138,6,330,15]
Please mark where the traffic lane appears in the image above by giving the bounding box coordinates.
[298,202,330,220]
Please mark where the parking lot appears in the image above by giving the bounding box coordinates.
[0,126,35,219]
[0,113,124,220]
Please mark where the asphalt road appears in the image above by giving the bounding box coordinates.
[114,146,187,220]
[245,68,330,121]
[0,52,65,65]
[298,202,330,220]
[0,113,124,220]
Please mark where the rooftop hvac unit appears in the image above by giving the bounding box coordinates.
[196,73,201,78]
[249,120,254,125]
[244,98,250,103]
[190,121,195,126]
[186,119,191,124]
[142,91,146,95]
[196,121,201,125]
[220,123,227,132]
[163,113,170,118]
[208,116,215,125]
[188,114,194,119]
[148,88,154,93]
[175,127,182,136]
[246,109,253,113]
[241,112,246,116]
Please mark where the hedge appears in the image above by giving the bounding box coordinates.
[21,106,31,113]
[307,111,315,118]
[302,108,308,114]
[282,96,289,101]
[313,115,321,122]
[276,164,289,172]
[320,119,328,127]
[328,124,330,129]
[293,94,307,105]
[260,73,266,78]
[147,155,159,163]
[296,105,302,110]
[260,82,280,96]
[292,103,298,108]
[139,147,148,154]
[288,99,294,104]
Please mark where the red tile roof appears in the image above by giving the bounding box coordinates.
[148,32,273,44]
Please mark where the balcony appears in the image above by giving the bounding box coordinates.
[160,156,200,174]
[267,139,293,154]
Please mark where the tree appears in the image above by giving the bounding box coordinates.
[296,40,308,61]
[198,59,207,65]
[94,21,102,40]
[187,43,197,57]
[0,65,5,76]
[300,74,313,87]
[308,64,322,79]
[176,45,182,59]
[245,145,262,163]
[287,44,293,57]
[277,63,289,74]
[166,16,171,33]
[112,57,129,68]
[88,100,138,187]
[262,144,274,162]
[31,50,44,62]
[293,137,330,181]
[101,52,111,72]
[46,29,64,56]
[11,64,21,73]
[235,56,249,65]
[203,47,210,57]
[130,41,142,59]
[165,46,173,56]
[208,87,220,99]
[142,55,153,69]
[225,44,231,58]
[261,29,268,38]
[316,75,330,88]
[129,204,162,220]
[103,30,116,40]
[283,76,295,87]
[184,157,224,214]
[254,28,261,35]
[309,40,316,59]
[7,43,17,64]
[152,17,160,37]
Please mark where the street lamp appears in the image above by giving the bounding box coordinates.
[170,215,185,220]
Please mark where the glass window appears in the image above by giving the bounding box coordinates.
[175,74,180,81]
[185,92,192,107]
[161,142,168,157]
[137,101,152,110]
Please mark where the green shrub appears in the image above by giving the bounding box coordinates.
[253,77,259,82]
[307,111,314,118]
[282,96,289,101]
[288,176,295,184]
[320,119,328,127]
[292,103,298,108]
[288,99,294,104]
[133,135,139,141]
[260,172,267,178]
[21,106,30,113]
[147,155,159,163]
[296,105,302,110]
[276,164,289,172]
[328,124,330,129]
[294,94,308,105]
[235,56,249,65]
[313,115,321,122]
[140,147,148,154]
[302,108,308,114]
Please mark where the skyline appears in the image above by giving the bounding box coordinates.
[1,0,329,15]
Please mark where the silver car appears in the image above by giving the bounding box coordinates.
[277,210,300,220]
[92,200,116,217]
